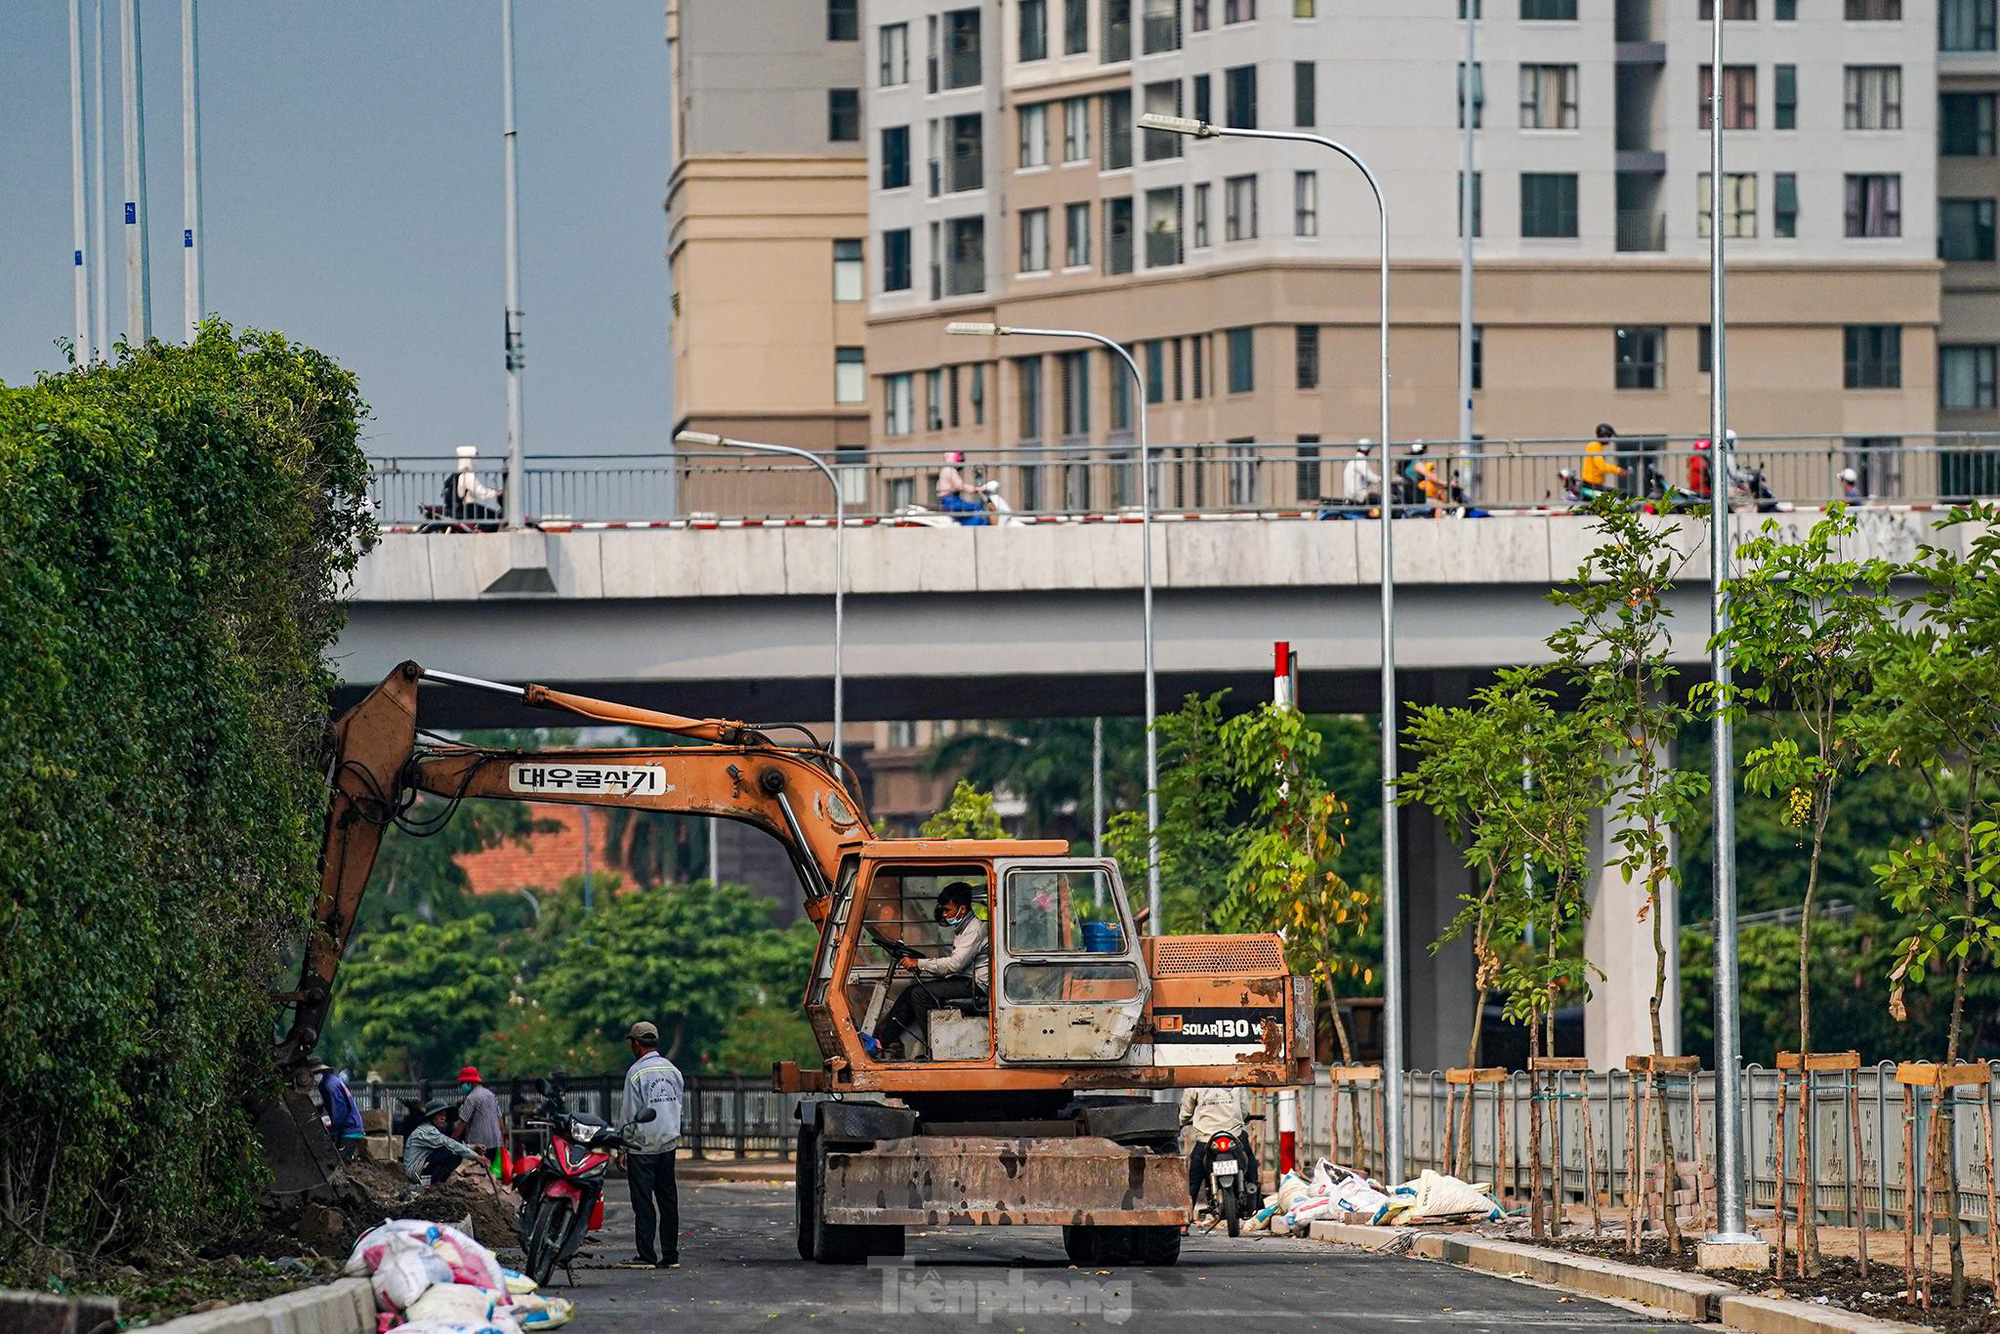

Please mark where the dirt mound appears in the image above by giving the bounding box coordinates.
[341,1158,524,1253]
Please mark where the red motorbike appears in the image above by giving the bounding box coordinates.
[514,1080,656,1286]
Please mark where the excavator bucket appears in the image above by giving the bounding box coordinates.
[255,1084,345,1200]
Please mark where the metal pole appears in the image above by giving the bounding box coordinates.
[580,806,593,912]
[501,0,525,528]
[69,0,90,360]
[943,323,1156,926]
[672,431,844,763]
[119,0,151,344]
[91,0,109,358]
[1092,716,1105,860]
[1457,2,1476,447]
[180,0,202,342]
[1133,117,1399,1175]
[1706,3,1754,1248]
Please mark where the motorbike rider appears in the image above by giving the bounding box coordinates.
[444,445,503,528]
[1340,441,1380,509]
[862,882,988,1061]
[1581,423,1625,500]
[1179,1085,1259,1215]
[1688,437,1715,498]
[403,1098,490,1186]
[1841,466,1864,505]
[935,452,988,526]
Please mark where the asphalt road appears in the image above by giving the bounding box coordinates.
[533,1180,1674,1332]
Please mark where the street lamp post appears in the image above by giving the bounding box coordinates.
[944,322,1160,930]
[674,431,845,763]
[1139,112,1403,1181]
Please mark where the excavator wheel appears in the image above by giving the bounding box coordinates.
[808,1135,902,1263]
[794,1126,816,1262]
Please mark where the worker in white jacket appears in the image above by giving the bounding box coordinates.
[864,882,988,1061]
[1341,441,1381,507]
[443,444,503,527]
[1181,1086,1259,1206]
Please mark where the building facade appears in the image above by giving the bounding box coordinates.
[1939,0,2000,487]
[859,0,1945,506]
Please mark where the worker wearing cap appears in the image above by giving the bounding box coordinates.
[1581,423,1625,498]
[444,444,503,528]
[452,1065,506,1159]
[308,1058,366,1163]
[404,1098,488,1186]
[620,1021,685,1269]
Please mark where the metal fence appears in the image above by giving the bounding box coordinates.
[370,434,2000,529]
[353,1073,803,1160]
[1291,1062,2000,1232]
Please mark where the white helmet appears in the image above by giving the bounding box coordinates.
[1839,467,1859,484]
[1724,429,1739,445]
[455,444,479,460]
[1408,441,1428,456]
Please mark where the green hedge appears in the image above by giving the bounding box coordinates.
[0,325,373,1260]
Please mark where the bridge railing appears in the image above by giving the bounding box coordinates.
[369,434,2000,528]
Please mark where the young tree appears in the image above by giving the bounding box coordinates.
[926,717,1147,840]
[1108,692,1241,932]
[1705,506,1893,1272]
[1549,499,1709,1250]
[921,779,1010,839]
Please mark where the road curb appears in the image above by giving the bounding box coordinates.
[1303,1223,1925,1332]
[144,1278,373,1334]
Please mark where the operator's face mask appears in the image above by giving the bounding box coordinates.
[935,901,968,928]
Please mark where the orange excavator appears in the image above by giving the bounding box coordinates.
[274,662,1311,1265]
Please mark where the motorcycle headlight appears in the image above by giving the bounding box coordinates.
[570,1124,597,1146]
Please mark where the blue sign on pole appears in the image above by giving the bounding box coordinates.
[184,229,194,248]
[74,250,84,266]
[124,202,136,224]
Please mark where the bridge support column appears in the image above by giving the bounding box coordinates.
[1582,743,1681,1068]
[1395,670,1477,1073]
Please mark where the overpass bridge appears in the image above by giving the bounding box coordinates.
[334,507,1950,1070]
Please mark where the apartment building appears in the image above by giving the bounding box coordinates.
[860,0,1944,505]
[666,0,872,454]
[1939,0,2000,486]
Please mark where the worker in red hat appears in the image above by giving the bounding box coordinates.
[451,1065,507,1170]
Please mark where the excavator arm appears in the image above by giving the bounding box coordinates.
[273,661,870,1064]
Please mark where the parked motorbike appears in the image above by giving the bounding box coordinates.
[1191,1118,1262,1238]
[514,1079,656,1286]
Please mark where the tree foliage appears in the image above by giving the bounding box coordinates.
[926,717,1146,842]
[328,915,515,1079]
[0,323,373,1260]
[921,780,1010,840]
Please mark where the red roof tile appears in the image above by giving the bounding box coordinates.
[456,803,597,896]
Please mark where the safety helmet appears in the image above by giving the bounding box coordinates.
[1594,423,1617,440]
[943,451,965,464]
[1694,438,1711,451]
[1408,441,1428,455]
[1839,467,1859,484]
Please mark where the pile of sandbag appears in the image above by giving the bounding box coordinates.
[344,1219,574,1333]
[1375,1169,1502,1226]
[1237,1159,1502,1233]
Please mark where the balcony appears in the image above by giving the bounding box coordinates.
[944,46,981,89]
[1616,209,1666,252]
[945,255,985,296]
[1145,229,1183,268]
[948,146,984,193]
[1107,230,1134,275]
[1142,12,1180,53]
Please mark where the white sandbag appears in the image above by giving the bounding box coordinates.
[1383,1170,1501,1224]
[406,1284,521,1334]
[390,1323,520,1334]
[514,1295,574,1330]
[367,1231,454,1312]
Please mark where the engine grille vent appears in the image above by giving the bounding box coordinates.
[1151,935,1285,976]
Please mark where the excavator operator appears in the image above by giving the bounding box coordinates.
[862,883,988,1061]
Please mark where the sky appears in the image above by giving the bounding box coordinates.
[0,1,673,457]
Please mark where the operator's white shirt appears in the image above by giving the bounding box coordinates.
[1180,1087,1253,1139]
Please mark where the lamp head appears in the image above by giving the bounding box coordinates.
[945,321,1004,337]
[675,430,724,447]
[1137,112,1213,138]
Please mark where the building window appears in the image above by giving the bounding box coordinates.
[947,113,984,192]
[879,22,909,84]
[1144,340,1165,403]
[829,0,858,40]
[1110,349,1133,430]
[1226,327,1255,393]
[1063,97,1092,161]
[1700,0,1756,15]
[1172,340,1184,400]
[835,347,865,403]
[1470,323,1483,389]
[1145,186,1184,267]
[942,8,982,89]
[829,89,860,141]
[1700,324,1712,374]
[1020,207,1051,273]
[1192,73,1212,125]
[1697,173,1758,238]
[1225,173,1258,240]
[1065,0,1089,52]
[1020,0,1048,60]
[1458,61,1484,129]
[1700,66,1757,130]
[1843,66,1902,129]
[1777,0,1796,15]
[1143,81,1184,160]
[1294,61,1316,127]
[884,373,913,434]
[881,228,912,291]
[1459,171,1483,237]
[1775,65,1796,129]
[1942,93,1998,155]
[1020,105,1049,168]
[882,127,911,190]
[833,239,863,301]
[1225,0,1255,21]
[1193,0,1211,29]
[1844,0,1899,16]
[1774,173,1798,238]
[925,369,945,430]
[945,215,986,294]
[1295,0,1315,13]
[1143,0,1182,53]
[1520,0,1577,16]
[1065,201,1092,267]
[1224,65,1258,129]
[1104,91,1133,170]
[1191,334,1206,398]
[1845,174,1902,236]
[1294,171,1318,236]
[1104,0,1132,60]
[1106,195,1135,273]
[1521,172,1579,238]
[1192,182,1211,247]
[1295,437,1321,502]
[1017,356,1044,440]
[1614,326,1665,390]
[1942,0,1997,50]
[1941,345,1999,409]
[1844,326,1902,388]
[1941,197,1998,261]
[1520,65,1578,129]
[1059,350,1090,438]
[971,364,986,424]
[1295,324,1320,389]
